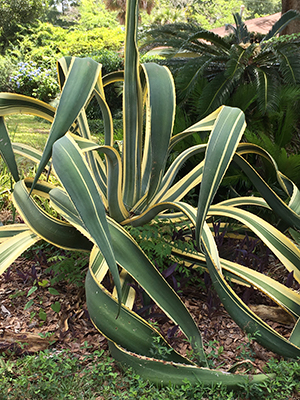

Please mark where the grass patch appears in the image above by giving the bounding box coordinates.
[6,115,51,151]
[0,349,299,399]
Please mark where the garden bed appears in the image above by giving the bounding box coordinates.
[0,252,293,375]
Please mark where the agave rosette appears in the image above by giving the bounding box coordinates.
[1,0,300,386]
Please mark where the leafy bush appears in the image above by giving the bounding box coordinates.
[0,56,14,92]
[87,48,123,75]
[9,61,58,102]
[59,27,124,56]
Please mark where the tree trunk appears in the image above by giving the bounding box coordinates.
[281,0,300,34]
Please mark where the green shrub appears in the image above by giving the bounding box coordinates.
[0,56,14,92]
[60,27,124,56]
[86,48,123,74]
[9,61,59,102]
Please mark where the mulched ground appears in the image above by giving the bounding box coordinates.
[0,254,295,377]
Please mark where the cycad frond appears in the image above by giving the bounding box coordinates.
[226,82,257,112]
[263,10,300,42]
[224,45,248,79]
[186,29,230,53]
[195,72,238,118]
[255,67,280,114]
[277,46,300,84]
[232,12,250,44]
[140,22,204,53]
[140,23,230,57]
[175,55,215,102]
[267,85,300,147]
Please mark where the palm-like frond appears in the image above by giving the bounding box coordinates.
[232,12,250,44]
[263,9,300,42]
[140,22,203,54]
[277,46,300,84]
[142,10,300,125]
[255,67,280,114]
[195,72,239,118]
[140,23,230,57]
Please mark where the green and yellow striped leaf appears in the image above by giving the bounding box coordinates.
[168,106,221,151]
[12,143,51,169]
[140,63,175,203]
[0,224,30,242]
[0,229,40,275]
[52,133,122,309]
[86,256,195,365]
[0,117,19,182]
[196,107,246,244]
[122,0,142,208]
[109,342,274,387]
[0,93,55,122]
[33,57,102,189]
[12,179,92,251]
[49,186,207,366]
[209,204,300,282]
[233,152,300,229]
[201,221,300,358]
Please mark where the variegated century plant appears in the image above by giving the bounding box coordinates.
[1,0,300,386]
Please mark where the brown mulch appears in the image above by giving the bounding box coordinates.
[0,255,296,377]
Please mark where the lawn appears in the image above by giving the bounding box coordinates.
[6,115,50,150]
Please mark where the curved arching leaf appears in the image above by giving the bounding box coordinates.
[209,204,300,283]
[49,188,207,366]
[122,0,143,208]
[99,145,128,222]
[0,230,40,275]
[0,93,55,122]
[233,153,300,229]
[168,104,221,152]
[12,179,92,251]
[109,342,273,387]
[140,63,175,204]
[201,221,300,359]
[52,133,122,311]
[196,106,246,244]
[33,57,102,189]
[86,254,194,365]
[172,248,300,319]
[0,117,19,182]
[262,10,300,42]
[12,143,51,170]
[0,224,30,242]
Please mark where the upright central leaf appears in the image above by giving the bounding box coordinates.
[122,0,143,208]
[196,106,246,245]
